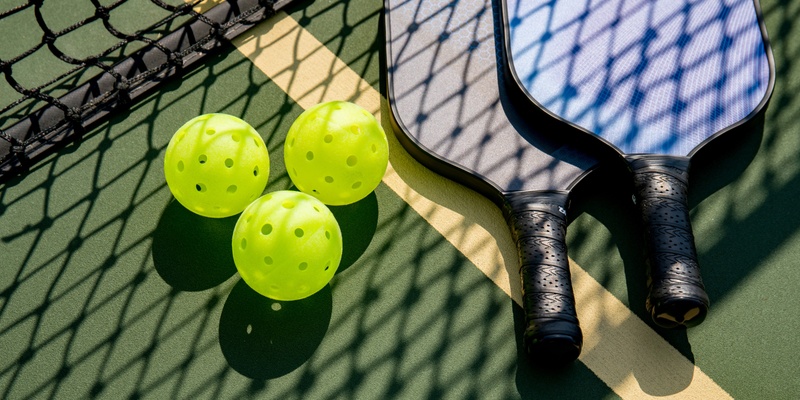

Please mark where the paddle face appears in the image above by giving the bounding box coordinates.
[504,0,772,156]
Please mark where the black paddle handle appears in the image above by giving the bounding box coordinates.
[504,191,582,364]
[629,155,710,328]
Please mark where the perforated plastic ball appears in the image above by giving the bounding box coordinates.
[164,113,270,218]
[232,190,343,301]
[284,101,389,206]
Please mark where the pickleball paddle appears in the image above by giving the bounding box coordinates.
[385,0,601,363]
[501,0,775,328]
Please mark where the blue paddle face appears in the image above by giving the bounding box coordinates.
[505,0,772,156]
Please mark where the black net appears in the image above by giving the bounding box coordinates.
[0,0,296,183]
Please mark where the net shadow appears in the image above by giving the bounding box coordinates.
[3,0,796,398]
[0,0,560,398]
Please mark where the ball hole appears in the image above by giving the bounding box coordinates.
[290,138,295,147]
[196,183,207,192]
[261,224,273,235]
[371,144,378,153]
[282,201,295,209]
[253,166,259,176]
[291,168,297,177]
[241,238,247,249]
[253,138,260,148]
[325,231,331,239]
[225,158,234,168]
[298,262,308,271]
[306,151,314,161]
[325,176,334,183]
[270,284,279,290]
[324,134,333,143]
[206,128,215,135]
[352,181,362,189]
[313,206,321,213]
[177,160,184,172]
[346,155,358,166]
[246,215,253,223]
[324,261,330,271]
[231,134,241,142]
[198,154,207,164]
[227,185,237,193]
[264,256,273,265]
[295,228,304,237]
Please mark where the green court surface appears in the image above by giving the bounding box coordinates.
[1,0,799,399]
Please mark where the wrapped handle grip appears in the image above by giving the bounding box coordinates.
[629,155,709,328]
[504,191,582,364]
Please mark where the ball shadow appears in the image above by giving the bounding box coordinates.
[218,279,332,380]
[327,190,379,272]
[151,199,239,291]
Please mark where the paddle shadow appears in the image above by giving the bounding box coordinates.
[511,304,614,399]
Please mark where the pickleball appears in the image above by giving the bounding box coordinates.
[231,190,343,301]
[164,113,270,218]
[284,101,389,206]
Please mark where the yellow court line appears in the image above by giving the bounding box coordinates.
[229,10,732,400]
[192,0,224,13]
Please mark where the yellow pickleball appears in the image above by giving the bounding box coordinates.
[164,114,270,218]
[284,101,389,206]
[232,190,343,301]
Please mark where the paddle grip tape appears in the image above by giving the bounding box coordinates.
[629,156,710,329]
[504,191,582,363]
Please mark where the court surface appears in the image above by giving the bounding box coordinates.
[1,0,799,398]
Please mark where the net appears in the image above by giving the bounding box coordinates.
[0,0,296,183]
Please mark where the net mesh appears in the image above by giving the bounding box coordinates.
[0,0,293,182]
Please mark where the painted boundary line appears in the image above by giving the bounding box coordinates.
[222,8,730,400]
